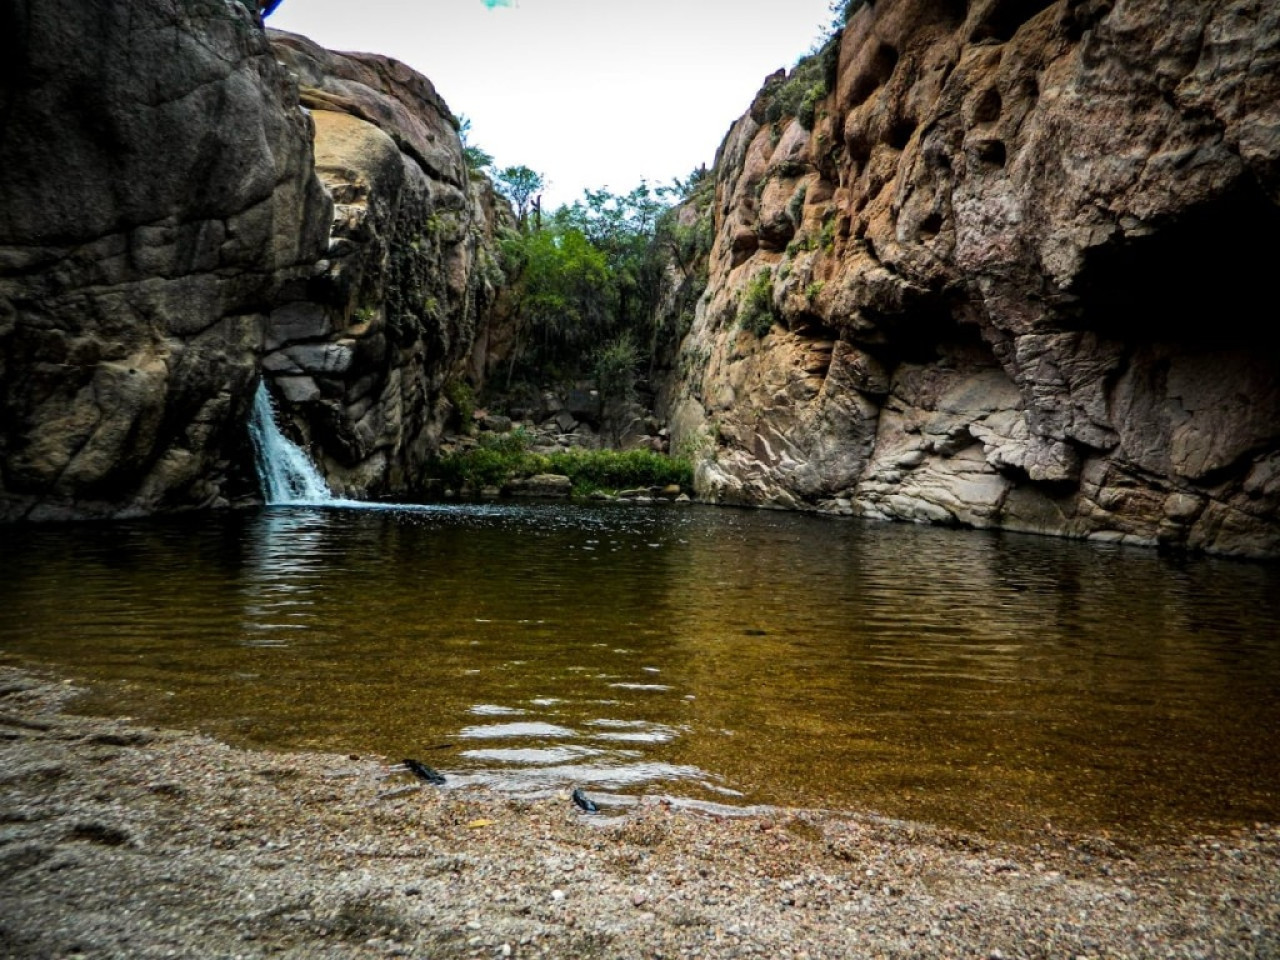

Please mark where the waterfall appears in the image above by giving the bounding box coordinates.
[248,380,333,505]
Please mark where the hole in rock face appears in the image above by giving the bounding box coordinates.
[970,0,1056,43]
[794,318,841,342]
[973,139,1007,168]
[972,87,1002,124]
[848,43,900,109]
[853,293,986,366]
[888,117,917,150]
[919,212,945,238]
[938,0,970,24]
[1065,182,1280,351]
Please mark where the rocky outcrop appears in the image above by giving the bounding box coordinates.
[0,5,514,520]
[263,32,512,499]
[0,0,331,520]
[668,0,1280,557]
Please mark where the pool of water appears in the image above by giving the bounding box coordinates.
[2,502,1278,841]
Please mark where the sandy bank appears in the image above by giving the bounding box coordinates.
[0,666,1276,959]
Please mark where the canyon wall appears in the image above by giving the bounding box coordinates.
[0,0,331,520]
[265,32,512,498]
[0,3,510,520]
[667,0,1280,557]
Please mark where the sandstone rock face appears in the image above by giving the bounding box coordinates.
[668,0,1280,557]
[0,0,331,520]
[264,32,512,499]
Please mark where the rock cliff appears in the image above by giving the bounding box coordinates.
[0,0,331,520]
[668,0,1280,557]
[0,3,511,519]
[265,32,512,498]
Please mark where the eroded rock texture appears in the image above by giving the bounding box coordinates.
[264,32,511,498]
[668,0,1280,557]
[0,0,331,520]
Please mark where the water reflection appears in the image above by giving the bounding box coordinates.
[239,511,334,645]
[0,504,1277,841]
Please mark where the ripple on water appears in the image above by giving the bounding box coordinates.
[468,704,526,716]
[586,719,679,744]
[452,760,719,795]
[459,746,605,765]
[458,722,578,739]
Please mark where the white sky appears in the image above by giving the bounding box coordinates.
[268,0,833,209]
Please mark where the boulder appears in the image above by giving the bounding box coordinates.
[506,474,573,498]
[261,31,515,500]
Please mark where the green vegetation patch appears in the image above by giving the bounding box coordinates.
[430,431,692,496]
[737,268,777,338]
[762,45,831,132]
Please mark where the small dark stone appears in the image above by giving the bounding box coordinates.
[402,759,446,785]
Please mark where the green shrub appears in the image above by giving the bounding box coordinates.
[763,51,829,129]
[478,427,532,455]
[545,449,693,495]
[594,333,640,411]
[788,184,808,225]
[428,445,692,497]
[443,380,475,432]
[737,268,777,338]
[433,446,528,489]
[819,216,838,253]
[797,83,826,131]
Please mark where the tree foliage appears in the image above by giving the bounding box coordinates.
[493,172,713,393]
[455,115,494,173]
[829,0,868,31]
[499,224,609,381]
[496,165,545,227]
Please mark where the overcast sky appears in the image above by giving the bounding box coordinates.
[268,0,833,209]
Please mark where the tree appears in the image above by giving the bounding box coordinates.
[490,176,707,392]
[456,115,494,173]
[498,224,609,383]
[496,166,545,229]
[829,0,868,31]
[594,332,641,443]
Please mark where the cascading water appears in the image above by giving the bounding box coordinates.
[248,380,334,505]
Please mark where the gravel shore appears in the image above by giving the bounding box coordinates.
[1,665,1276,959]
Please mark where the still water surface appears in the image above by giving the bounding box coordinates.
[2,503,1278,842]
